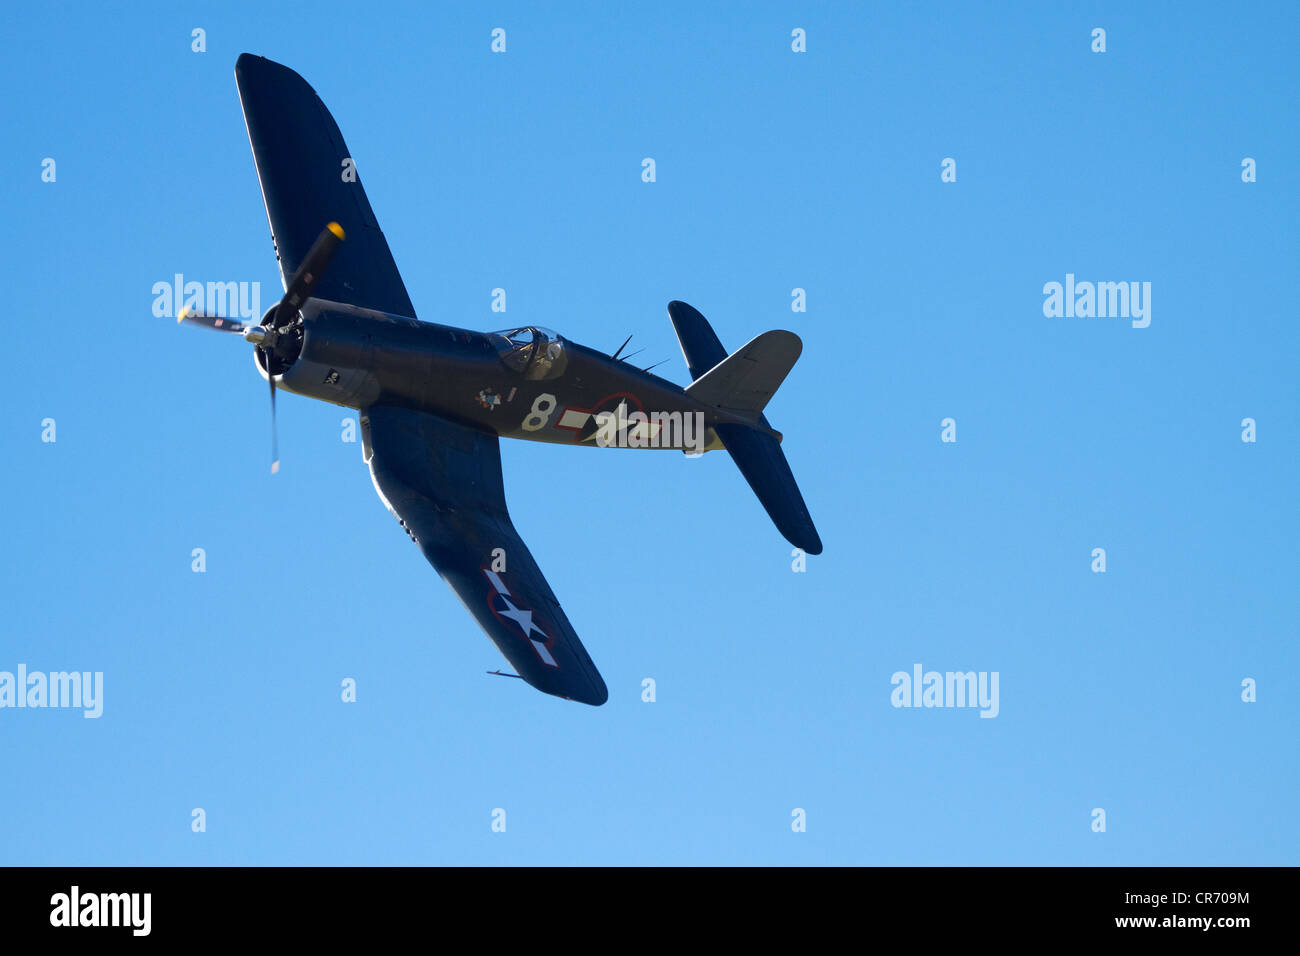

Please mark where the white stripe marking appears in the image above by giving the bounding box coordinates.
[558,409,589,429]
[531,639,558,667]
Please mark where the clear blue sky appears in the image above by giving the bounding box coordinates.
[1,1,1295,865]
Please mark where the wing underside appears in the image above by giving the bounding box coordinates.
[363,405,608,706]
[235,53,417,319]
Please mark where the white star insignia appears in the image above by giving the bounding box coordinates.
[498,596,545,639]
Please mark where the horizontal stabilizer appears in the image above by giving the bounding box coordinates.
[714,423,823,555]
[685,330,803,418]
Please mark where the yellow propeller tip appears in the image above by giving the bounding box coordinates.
[271,461,280,475]
[177,307,188,323]
[327,222,345,240]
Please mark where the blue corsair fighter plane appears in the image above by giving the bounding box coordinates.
[178,54,822,706]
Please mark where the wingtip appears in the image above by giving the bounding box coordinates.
[569,674,609,706]
[234,52,313,91]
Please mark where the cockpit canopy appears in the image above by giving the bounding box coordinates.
[491,326,568,380]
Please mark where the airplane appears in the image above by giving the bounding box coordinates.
[178,54,823,706]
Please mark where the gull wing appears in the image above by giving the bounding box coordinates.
[235,53,417,318]
[363,404,608,706]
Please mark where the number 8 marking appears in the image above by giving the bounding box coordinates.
[521,393,556,431]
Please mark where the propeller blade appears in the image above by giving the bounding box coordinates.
[269,369,280,475]
[177,308,248,333]
[273,222,345,327]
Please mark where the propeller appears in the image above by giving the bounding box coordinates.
[176,221,346,474]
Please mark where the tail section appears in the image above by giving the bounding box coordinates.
[668,301,823,555]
